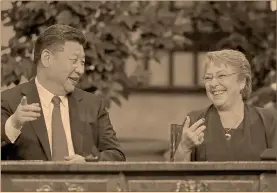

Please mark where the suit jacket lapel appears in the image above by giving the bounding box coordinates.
[21,80,51,160]
[68,90,84,156]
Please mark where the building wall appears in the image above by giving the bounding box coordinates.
[109,93,211,141]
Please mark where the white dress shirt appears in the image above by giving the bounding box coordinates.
[5,77,75,156]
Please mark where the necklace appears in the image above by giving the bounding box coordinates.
[224,128,232,140]
[223,118,241,140]
[220,106,244,141]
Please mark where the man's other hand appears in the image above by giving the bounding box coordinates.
[65,154,86,163]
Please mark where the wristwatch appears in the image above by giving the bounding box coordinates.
[85,154,99,162]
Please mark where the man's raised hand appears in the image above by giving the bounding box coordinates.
[10,96,41,130]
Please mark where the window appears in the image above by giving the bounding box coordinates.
[172,52,194,87]
[128,1,271,94]
[148,51,170,87]
[129,32,229,94]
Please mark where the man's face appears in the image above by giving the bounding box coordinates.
[48,41,85,95]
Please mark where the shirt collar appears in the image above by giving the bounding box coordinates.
[35,77,67,108]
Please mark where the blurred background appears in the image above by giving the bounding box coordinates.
[1,1,276,161]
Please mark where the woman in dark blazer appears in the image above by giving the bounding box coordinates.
[174,49,276,161]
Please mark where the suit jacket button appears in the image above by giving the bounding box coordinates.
[1,141,7,146]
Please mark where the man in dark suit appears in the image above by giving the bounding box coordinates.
[1,24,125,162]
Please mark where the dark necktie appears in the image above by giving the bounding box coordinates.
[51,96,69,161]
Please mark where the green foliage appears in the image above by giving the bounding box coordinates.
[1,1,192,107]
[1,1,275,108]
[192,1,276,108]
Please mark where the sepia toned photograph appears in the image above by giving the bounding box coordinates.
[1,1,276,192]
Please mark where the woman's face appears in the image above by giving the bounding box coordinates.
[204,61,245,110]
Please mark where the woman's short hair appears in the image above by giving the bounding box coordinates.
[204,49,252,101]
[33,24,87,65]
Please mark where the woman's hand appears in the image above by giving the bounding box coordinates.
[179,116,206,150]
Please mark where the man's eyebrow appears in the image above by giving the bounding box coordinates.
[69,53,85,59]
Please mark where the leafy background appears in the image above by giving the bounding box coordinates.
[1,1,276,108]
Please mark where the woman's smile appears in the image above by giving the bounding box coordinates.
[212,90,226,96]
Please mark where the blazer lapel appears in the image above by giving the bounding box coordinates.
[21,80,51,160]
[68,90,84,156]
